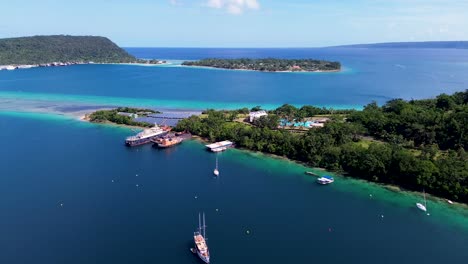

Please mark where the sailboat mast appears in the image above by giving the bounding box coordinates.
[203,212,206,238]
[198,212,201,232]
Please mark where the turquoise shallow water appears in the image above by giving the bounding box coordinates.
[1,48,468,263]
[1,48,468,110]
[0,111,467,264]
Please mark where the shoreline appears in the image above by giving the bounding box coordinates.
[0,60,168,71]
[189,135,467,208]
[180,64,341,73]
[2,107,466,209]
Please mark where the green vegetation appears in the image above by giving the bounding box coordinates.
[182,58,341,72]
[348,92,468,150]
[88,107,159,127]
[175,90,468,203]
[273,104,354,120]
[0,35,141,65]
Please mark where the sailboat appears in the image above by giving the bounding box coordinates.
[213,155,219,176]
[416,189,427,212]
[192,213,210,264]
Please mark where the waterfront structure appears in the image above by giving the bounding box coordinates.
[206,140,234,152]
[249,110,267,122]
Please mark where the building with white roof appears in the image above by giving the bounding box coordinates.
[249,110,268,122]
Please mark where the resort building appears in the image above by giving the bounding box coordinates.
[249,110,268,122]
[117,112,139,118]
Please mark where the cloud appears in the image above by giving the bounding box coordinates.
[205,0,260,14]
[169,0,182,6]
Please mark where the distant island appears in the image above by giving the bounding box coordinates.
[182,58,341,72]
[0,35,165,69]
[336,41,468,49]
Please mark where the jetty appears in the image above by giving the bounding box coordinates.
[206,140,234,152]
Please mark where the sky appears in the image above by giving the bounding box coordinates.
[1,0,467,47]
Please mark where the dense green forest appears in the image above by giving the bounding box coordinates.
[175,91,468,203]
[182,58,341,72]
[0,35,138,64]
[88,107,159,127]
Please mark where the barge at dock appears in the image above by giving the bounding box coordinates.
[125,125,169,146]
[152,132,191,148]
[206,140,234,152]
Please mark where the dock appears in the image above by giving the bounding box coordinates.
[206,140,234,152]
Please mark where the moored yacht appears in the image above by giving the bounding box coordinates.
[193,213,210,264]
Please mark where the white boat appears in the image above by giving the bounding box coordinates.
[317,175,334,185]
[193,213,210,264]
[213,156,219,176]
[416,190,427,212]
[447,199,454,204]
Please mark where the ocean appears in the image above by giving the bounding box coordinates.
[0,48,467,263]
[1,48,468,111]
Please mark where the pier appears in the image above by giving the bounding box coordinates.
[206,140,234,152]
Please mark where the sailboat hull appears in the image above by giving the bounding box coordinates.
[416,203,427,212]
[197,250,210,264]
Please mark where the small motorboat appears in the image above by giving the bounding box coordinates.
[317,175,334,185]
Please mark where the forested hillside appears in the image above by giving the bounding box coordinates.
[0,35,137,64]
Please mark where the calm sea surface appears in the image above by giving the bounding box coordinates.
[0,48,468,110]
[0,112,467,264]
[0,48,468,263]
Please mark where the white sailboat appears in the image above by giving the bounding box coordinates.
[192,213,210,264]
[416,189,427,212]
[213,155,219,176]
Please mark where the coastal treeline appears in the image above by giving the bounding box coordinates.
[175,91,468,203]
[182,58,341,72]
[88,107,158,127]
[0,35,137,65]
[349,91,468,150]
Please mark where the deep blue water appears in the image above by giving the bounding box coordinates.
[0,113,467,264]
[0,48,467,109]
[1,48,468,263]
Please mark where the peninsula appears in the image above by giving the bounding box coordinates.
[0,35,165,69]
[86,107,159,127]
[86,90,468,204]
[182,58,341,72]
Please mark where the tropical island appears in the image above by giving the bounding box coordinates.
[0,35,165,69]
[181,58,341,72]
[87,90,467,204]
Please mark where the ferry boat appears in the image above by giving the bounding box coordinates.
[192,213,210,264]
[317,175,334,185]
[125,125,167,146]
[155,136,183,148]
